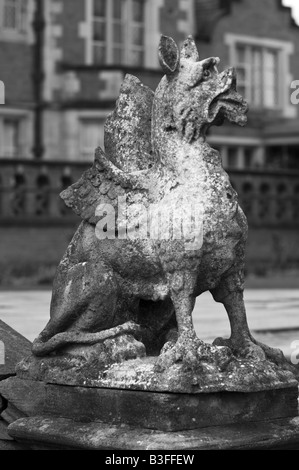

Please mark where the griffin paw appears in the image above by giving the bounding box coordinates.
[253,339,296,373]
[213,336,266,361]
[155,330,203,372]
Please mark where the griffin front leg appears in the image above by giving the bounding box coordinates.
[155,274,202,371]
[212,286,295,372]
[212,289,266,360]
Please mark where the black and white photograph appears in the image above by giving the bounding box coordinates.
[0,0,299,454]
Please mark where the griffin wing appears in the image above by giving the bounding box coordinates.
[104,74,156,171]
[60,147,152,225]
[61,74,158,225]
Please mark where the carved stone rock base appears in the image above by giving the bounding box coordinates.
[0,377,298,432]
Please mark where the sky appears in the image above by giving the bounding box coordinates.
[282,0,299,24]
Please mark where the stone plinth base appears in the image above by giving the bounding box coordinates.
[0,377,298,432]
[7,415,299,450]
[17,352,298,394]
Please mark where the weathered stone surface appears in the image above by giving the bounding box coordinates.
[17,353,297,394]
[27,35,297,396]
[1,402,26,425]
[0,439,26,450]
[0,377,297,432]
[0,419,14,441]
[8,416,299,450]
[0,395,5,414]
[104,74,156,172]
[0,418,29,450]
[0,320,32,380]
[0,378,42,419]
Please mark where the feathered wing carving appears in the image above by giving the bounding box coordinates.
[60,146,154,225]
[60,74,158,225]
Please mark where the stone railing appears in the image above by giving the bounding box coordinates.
[0,160,298,227]
[229,169,299,227]
[0,159,88,225]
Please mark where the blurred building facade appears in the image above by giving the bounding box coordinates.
[0,0,299,282]
[1,0,299,165]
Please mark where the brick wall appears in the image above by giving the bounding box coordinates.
[0,42,34,105]
[55,0,86,65]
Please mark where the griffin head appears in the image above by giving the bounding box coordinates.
[155,35,248,143]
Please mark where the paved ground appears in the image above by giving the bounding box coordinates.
[0,289,299,357]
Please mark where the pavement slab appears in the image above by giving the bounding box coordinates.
[0,289,298,356]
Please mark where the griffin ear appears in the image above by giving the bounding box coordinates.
[180,35,199,61]
[158,35,180,75]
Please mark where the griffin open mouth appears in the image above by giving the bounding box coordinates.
[208,67,248,127]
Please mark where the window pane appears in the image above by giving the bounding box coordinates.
[113,47,124,64]
[236,45,246,63]
[113,23,123,43]
[266,147,283,169]
[236,66,246,83]
[4,0,17,29]
[113,0,122,19]
[287,146,299,170]
[132,26,144,46]
[80,120,104,160]
[93,44,106,63]
[93,20,106,41]
[94,0,106,17]
[129,49,144,66]
[3,119,19,158]
[227,147,238,168]
[264,50,279,107]
[244,148,254,168]
[132,0,144,22]
[19,0,28,32]
[251,48,262,106]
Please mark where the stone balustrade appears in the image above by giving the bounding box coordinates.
[0,159,88,224]
[229,169,299,227]
[0,160,298,227]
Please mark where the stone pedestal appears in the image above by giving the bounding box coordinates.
[7,415,299,450]
[0,377,298,433]
[0,373,299,450]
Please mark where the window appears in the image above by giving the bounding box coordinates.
[227,147,238,169]
[234,44,280,109]
[92,0,145,66]
[266,146,299,170]
[79,119,105,160]
[244,147,255,168]
[0,0,28,34]
[3,119,20,158]
[226,34,295,116]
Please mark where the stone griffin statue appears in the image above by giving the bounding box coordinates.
[27,36,295,391]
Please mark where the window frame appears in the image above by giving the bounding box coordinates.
[2,117,21,158]
[225,33,295,117]
[232,42,282,110]
[79,117,106,161]
[91,0,146,66]
[0,0,30,41]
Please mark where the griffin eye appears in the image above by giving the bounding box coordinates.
[203,69,211,80]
